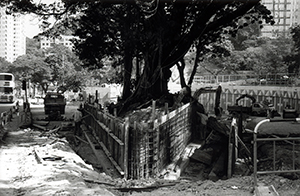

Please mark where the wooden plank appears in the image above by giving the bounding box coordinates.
[123,117,130,179]
[83,178,115,186]
[32,123,48,131]
[114,181,178,191]
[83,131,110,175]
[109,132,124,146]
[227,143,233,178]
[92,128,125,176]
[33,148,43,164]
[190,149,212,165]
[47,126,61,135]
[74,135,89,145]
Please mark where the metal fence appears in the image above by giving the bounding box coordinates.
[196,86,300,115]
[194,73,299,86]
[252,119,300,187]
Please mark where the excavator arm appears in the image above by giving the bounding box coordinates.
[235,94,256,105]
[192,85,222,117]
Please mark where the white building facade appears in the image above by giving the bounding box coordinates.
[0,8,26,62]
[40,35,75,50]
[261,0,300,38]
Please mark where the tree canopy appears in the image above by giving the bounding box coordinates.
[284,25,300,75]
[4,0,274,114]
[200,37,292,76]
[9,42,86,94]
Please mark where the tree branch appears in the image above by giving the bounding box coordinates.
[162,0,260,69]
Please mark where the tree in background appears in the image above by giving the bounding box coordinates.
[4,0,274,114]
[9,42,86,94]
[192,36,292,79]
[0,57,12,72]
[8,48,51,92]
[44,44,85,93]
[284,25,300,75]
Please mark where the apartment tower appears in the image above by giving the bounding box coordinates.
[0,8,26,63]
[261,0,300,37]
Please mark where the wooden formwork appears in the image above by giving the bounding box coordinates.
[83,102,192,179]
[128,103,191,179]
[83,103,128,177]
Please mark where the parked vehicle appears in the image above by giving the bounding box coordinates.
[44,92,66,115]
[0,73,16,103]
[283,105,298,118]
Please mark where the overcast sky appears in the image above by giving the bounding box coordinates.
[23,0,59,38]
[24,14,41,38]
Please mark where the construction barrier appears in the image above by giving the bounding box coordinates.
[83,103,128,177]
[252,118,300,188]
[83,86,300,179]
[83,102,191,179]
[197,86,300,115]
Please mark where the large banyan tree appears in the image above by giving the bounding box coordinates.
[5,0,274,114]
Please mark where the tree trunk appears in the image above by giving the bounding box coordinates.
[122,50,133,100]
[118,52,170,115]
[177,58,187,88]
[121,4,134,100]
[188,44,202,86]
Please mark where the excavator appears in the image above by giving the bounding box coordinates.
[192,85,222,118]
[173,85,222,117]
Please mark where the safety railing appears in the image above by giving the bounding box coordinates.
[253,118,300,187]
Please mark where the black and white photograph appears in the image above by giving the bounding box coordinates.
[0,0,300,195]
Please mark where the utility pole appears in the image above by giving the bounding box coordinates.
[22,79,29,111]
[62,54,65,87]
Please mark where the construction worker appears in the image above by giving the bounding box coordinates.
[73,108,83,136]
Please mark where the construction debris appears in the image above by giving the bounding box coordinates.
[190,149,213,165]
[83,178,116,186]
[33,123,48,131]
[114,180,178,192]
[39,126,61,137]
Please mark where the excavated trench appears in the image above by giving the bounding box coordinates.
[58,114,300,183]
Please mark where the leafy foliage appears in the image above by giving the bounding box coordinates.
[9,42,85,94]
[194,37,291,76]
[2,0,274,114]
[0,57,12,72]
[284,25,300,75]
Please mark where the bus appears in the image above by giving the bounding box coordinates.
[0,73,15,103]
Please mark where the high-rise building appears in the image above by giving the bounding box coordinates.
[40,35,75,50]
[0,8,26,62]
[261,0,300,38]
